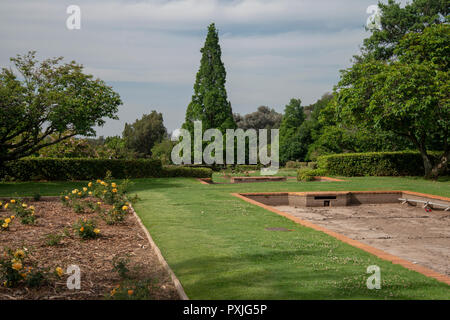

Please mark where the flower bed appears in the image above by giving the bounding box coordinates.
[0,180,179,300]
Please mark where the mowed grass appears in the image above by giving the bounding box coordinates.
[1,176,449,299]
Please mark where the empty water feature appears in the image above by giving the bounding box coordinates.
[236,191,450,283]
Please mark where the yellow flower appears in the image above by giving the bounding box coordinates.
[88,182,93,187]
[20,273,27,279]
[56,267,63,277]
[127,289,133,296]
[80,227,84,232]
[22,203,27,208]
[10,199,16,204]
[4,218,11,224]
[72,189,78,194]
[78,192,82,196]
[10,215,15,220]
[110,288,117,296]
[1,223,8,228]
[0,201,2,206]
[14,249,25,259]
[88,191,92,195]
[97,202,102,206]
[111,183,117,188]
[29,206,35,211]
[83,187,88,192]
[12,262,22,271]
[103,190,107,194]
[65,196,69,200]
[96,179,101,183]
[122,206,128,211]
[93,228,100,234]
[112,188,117,193]
[4,203,8,209]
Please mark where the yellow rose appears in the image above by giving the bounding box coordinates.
[4,218,11,224]
[88,191,92,195]
[88,182,93,187]
[127,290,133,296]
[80,227,84,232]
[10,199,16,204]
[94,228,100,234]
[72,189,77,194]
[10,215,15,220]
[78,192,82,196]
[65,196,69,200]
[55,267,63,277]
[12,262,22,271]
[14,249,25,259]
[4,203,8,209]
[22,204,27,208]
[0,201,2,206]
[1,223,8,228]
[83,187,88,192]
[122,206,128,211]
[29,206,35,211]
[112,188,117,193]
[97,202,102,205]
[111,183,117,188]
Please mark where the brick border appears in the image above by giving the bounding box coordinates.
[129,203,189,300]
[232,191,450,286]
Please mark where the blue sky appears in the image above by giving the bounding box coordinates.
[0,0,409,137]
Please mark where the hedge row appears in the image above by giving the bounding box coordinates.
[297,167,328,181]
[162,166,213,178]
[285,161,317,169]
[0,158,212,181]
[317,151,446,176]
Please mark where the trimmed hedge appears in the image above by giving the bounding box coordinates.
[317,151,447,177]
[297,167,328,181]
[162,166,213,178]
[286,161,317,169]
[0,158,212,181]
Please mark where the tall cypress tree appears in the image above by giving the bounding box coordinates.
[183,23,236,133]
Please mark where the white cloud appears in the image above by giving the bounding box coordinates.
[0,0,395,135]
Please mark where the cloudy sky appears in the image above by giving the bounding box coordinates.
[0,0,409,137]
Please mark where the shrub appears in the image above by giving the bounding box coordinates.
[3,199,36,225]
[161,166,213,178]
[285,161,317,169]
[0,248,52,288]
[0,158,163,181]
[317,151,448,177]
[297,168,328,182]
[73,218,100,239]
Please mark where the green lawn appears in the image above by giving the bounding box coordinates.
[1,176,449,299]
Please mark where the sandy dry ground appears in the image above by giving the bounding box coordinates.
[275,203,450,276]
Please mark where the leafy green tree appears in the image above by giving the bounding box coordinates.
[123,111,167,158]
[335,23,449,178]
[279,98,306,164]
[0,51,122,166]
[151,139,176,165]
[361,0,448,60]
[234,106,282,130]
[183,23,236,133]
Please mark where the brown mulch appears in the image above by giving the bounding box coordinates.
[0,198,179,300]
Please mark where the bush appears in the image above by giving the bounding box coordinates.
[0,158,216,181]
[317,151,448,176]
[0,158,163,181]
[285,161,317,169]
[161,166,213,178]
[297,168,328,182]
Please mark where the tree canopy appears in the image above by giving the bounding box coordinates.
[335,22,449,178]
[123,111,167,158]
[0,51,122,165]
[183,23,236,134]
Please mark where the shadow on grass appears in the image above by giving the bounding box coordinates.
[170,249,450,300]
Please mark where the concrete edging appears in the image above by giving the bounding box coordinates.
[232,191,450,286]
[129,203,189,300]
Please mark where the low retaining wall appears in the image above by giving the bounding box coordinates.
[241,191,450,209]
[230,176,287,183]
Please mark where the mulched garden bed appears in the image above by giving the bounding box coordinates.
[0,198,179,300]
